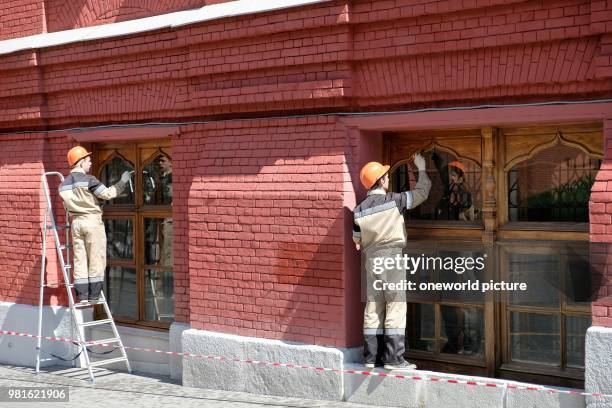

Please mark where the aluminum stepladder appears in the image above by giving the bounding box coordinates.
[37,171,132,383]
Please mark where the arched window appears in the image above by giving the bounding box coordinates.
[93,141,173,327]
[391,149,482,222]
[507,143,601,223]
[99,154,135,205]
[383,124,602,387]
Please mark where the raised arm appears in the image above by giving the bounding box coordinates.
[406,153,432,209]
[88,171,131,200]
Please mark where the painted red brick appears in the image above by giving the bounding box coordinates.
[590,120,612,326]
[0,0,611,343]
[0,0,42,40]
[173,117,350,346]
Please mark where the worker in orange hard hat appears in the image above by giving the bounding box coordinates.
[353,153,432,371]
[432,152,476,221]
[59,146,132,304]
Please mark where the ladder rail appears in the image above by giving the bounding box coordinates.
[37,172,66,374]
[35,197,48,374]
[37,171,131,383]
[101,291,132,373]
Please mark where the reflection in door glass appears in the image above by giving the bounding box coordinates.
[143,154,172,205]
[105,266,138,319]
[145,269,174,321]
[507,144,600,222]
[100,156,134,205]
[105,218,133,260]
[406,303,435,352]
[392,150,482,222]
[440,305,484,357]
[144,218,173,267]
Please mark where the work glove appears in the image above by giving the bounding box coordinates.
[120,171,132,184]
[413,153,426,171]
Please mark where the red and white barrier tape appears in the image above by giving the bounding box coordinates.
[2,329,610,399]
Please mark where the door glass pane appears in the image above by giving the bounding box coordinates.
[142,153,172,205]
[507,252,560,308]
[145,269,174,322]
[144,217,173,267]
[403,246,437,302]
[566,315,590,369]
[440,305,484,357]
[566,243,592,307]
[510,312,560,366]
[99,156,134,205]
[105,266,137,319]
[406,303,435,352]
[438,249,486,303]
[507,144,600,222]
[104,218,133,260]
[391,150,482,222]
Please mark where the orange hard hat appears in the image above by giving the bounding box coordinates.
[360,162,390,189]
[67,146,92,167]
[448,161,465,172]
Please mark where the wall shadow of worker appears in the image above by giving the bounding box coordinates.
[539,242,609,306]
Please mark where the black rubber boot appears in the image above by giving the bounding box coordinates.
[89,281,103,301]
[74,283,89,303]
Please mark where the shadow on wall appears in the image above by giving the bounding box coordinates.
[178,119,369,347]
[45,0,209,32]
[0,137,45,308]
[0,135,79,367]
[41,137,73,307]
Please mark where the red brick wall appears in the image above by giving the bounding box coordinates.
[0,134,74,307]
[0,0,240,39]
[0,134,45,306]
[171,132,190,324]
[0,0,43,40]
[175,117,349,346]
[0,0,611,343]
[2,0,611,130]
[45,0,208,32]
[590,118,612,326]
[351,0,611,107]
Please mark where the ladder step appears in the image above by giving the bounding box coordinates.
[46,225,69,230]
[73,300,106,308]
[85,337,121,346]
[59,245,72,250]
[79,319,113,327]
[88,356,128,368]
[43,283,68,288]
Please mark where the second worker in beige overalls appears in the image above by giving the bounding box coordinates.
[353,153,431,370]
[59,146,131,303]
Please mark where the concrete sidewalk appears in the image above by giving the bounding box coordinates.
[0,365,386,408]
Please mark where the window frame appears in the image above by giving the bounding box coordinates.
[384,123,602,387]
[93,140,173,331]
